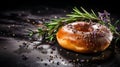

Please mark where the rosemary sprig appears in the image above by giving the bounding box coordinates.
[29,7,120,44]
[67,7,99,21]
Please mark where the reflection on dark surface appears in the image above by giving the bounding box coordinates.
[0,1,120,67]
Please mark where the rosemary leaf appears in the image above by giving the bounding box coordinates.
[114,20,120,26]
[91,9,97,18]
[80,7,94,18]
[108,23,116,33]
[66,14,83,18]
[73,7,84,16]
[37,28,45,36]
[115,37,119,44]
[29,31,34,37]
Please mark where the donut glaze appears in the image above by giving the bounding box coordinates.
[56,21,113,53]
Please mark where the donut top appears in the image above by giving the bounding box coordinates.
[62,21,113,42]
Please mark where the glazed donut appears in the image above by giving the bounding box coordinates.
[56,21,113,53]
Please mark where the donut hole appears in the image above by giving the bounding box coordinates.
[74,23,94,32]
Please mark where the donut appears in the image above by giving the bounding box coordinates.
[56,21,113,53]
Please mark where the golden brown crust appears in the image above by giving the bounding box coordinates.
[56,21,113,53]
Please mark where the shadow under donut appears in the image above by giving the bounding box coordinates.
[56,43,115,64]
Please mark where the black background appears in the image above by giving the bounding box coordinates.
[0,0,119,14]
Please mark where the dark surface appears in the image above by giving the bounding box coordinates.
[0,1,120,67]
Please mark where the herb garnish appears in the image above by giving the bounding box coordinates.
[29,7,120,44]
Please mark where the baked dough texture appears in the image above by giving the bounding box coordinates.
[56,21,113,53]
